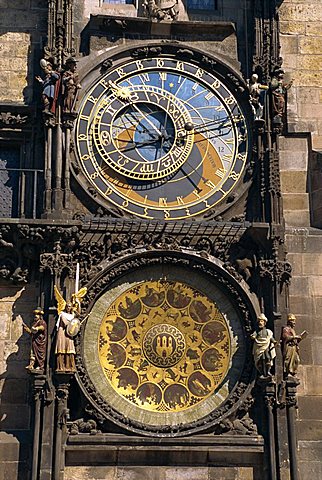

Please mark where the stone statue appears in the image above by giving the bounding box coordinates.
[35,58,60,114]
[143,0,179,21]
[54,285,87,372]
[270,69,293,127]
[62,57,82,114]
[23,307,47,371]
[281,313,308,378]
[247,73,268,120]
[251,313,277,377]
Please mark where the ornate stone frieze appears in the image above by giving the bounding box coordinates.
[44,0,75,68]
[259,259,292,285]
[0,111,29,126]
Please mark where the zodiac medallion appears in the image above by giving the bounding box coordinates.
[98,280,231,413]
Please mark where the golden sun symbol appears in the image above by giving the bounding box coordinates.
[115,86,131,100]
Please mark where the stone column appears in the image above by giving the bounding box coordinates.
[286,377,300,480]
[44,124,54,215]
[261,378,277,480]
[31,374,46,480]
[54,374,73,480]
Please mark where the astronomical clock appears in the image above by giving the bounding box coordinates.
[77,257,258,435]
[72,43,258,437]
[74,44,251,221]
[1,1,296,478]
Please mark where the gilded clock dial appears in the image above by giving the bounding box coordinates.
[98,280,231,413]
[76,55,249,220]
[93,83,194,180]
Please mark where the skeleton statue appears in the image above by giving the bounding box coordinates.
[247,73,268,121]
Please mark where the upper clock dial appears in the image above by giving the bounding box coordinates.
[93,81,194,180]
[76,55,249,220]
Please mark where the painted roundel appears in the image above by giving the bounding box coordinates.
[81,268,250,433]
[75,47,250,220]
[98,281,232,413]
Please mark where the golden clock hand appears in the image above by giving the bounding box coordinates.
[130,102,163,137]
[108,81,163,137]
[183,115,241,136]
[157,96,171,161]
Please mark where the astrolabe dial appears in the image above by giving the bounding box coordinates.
[76,50,250,220]
[98,280,231,413]
[93,83,194,180]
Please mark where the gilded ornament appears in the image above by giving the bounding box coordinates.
[98,280,231,413]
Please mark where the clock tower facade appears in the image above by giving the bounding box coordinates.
[1,1,320,480]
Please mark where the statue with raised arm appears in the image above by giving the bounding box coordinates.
[251,313,277,377]
[247,73,268,121]
[23,307,47,371]
[281,313,308,378]
[35,58,60,115]
[54,286,87,372]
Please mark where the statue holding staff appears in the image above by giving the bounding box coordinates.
[62,57,82,114]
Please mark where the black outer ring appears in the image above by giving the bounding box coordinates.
[75,249,258,437]
[73,42,253,220]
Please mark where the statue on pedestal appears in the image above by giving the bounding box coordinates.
[23,307,47,371]
[251,313,277,378]
[35,58,60,115]
[247,73,268,121]
[62,57,82,114]
[270,69,293,128]
[281,313,308,378]
[54,286,87,372]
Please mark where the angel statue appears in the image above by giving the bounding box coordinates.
[54,285,87,372]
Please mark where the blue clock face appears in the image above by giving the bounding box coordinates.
[115,104,175,162]
[76,53,250,220]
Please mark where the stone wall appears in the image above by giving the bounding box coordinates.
[0,0,47,104]
[280,0,322,151]
[0,284,38,480]
[0,32,32,104]
[64,466,255,480]
[280,2,322,479]
[284,230,322,480]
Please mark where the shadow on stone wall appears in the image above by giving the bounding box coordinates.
[309,151,322,229]
[0,1,48,105]
[0,284,38,480]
